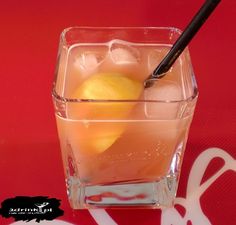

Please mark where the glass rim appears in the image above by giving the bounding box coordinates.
[60,26,183,45]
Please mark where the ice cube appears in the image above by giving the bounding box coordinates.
[109,39,140,65]
[74,52,104,75]
[145,81,182,101]
[144,81,183,119]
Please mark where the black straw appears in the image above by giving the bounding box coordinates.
[150,0,221,79]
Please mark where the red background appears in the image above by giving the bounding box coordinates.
[0,0,235,224]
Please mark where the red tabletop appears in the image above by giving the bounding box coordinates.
[0,0,236,224]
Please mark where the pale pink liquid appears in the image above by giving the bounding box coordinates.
[55,41,194,186]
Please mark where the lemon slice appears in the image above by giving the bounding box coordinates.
[69,72,143,154]
[74,72,142,100]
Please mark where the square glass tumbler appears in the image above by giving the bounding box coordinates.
[52,27,198,209]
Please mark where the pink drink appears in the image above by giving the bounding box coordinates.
[53,27,198,209]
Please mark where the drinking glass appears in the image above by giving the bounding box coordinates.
[52,27,198,209]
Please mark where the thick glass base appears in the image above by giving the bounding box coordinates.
[67,174,177,209]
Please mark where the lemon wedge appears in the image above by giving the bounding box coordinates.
[71,72,143,119]
[74,72,142,100]
[70,72,143,154]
